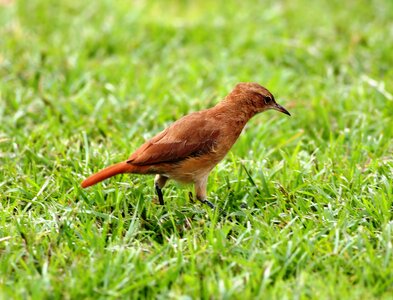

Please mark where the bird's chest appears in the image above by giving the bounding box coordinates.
[217,122,245,151]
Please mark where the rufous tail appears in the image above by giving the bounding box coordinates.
[81,161,134,188]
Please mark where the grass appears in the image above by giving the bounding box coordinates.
[1,0,393,298]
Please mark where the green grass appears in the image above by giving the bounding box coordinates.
[1,0,393,298]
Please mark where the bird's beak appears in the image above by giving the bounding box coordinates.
[273,103,291,116]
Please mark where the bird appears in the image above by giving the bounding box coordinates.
[81,82,290,208]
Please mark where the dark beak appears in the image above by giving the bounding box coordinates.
[274,103,291,116]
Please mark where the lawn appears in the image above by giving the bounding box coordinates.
[1,0,393,299]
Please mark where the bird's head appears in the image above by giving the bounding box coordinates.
[230,82,290,116]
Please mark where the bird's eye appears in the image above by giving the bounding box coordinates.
[264,96,272,104]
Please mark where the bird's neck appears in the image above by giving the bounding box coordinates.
[213,99,258,123]
[208,100,258,141]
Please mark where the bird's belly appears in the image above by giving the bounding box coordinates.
[155,154,224,184]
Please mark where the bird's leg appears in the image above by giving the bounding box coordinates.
[188,191,195,203]
[195,176,215,209]
[154,175,168,205]
[155,185,164,205]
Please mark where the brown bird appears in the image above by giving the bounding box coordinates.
[81,82,290,208]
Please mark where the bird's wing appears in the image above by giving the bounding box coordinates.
[127,112,220,166]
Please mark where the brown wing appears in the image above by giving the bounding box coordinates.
[127,111,220,166]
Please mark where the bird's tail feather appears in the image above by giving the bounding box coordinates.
[81,161,134,188]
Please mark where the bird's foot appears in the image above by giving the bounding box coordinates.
[197,198,234,222]
[200,199,215,209]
